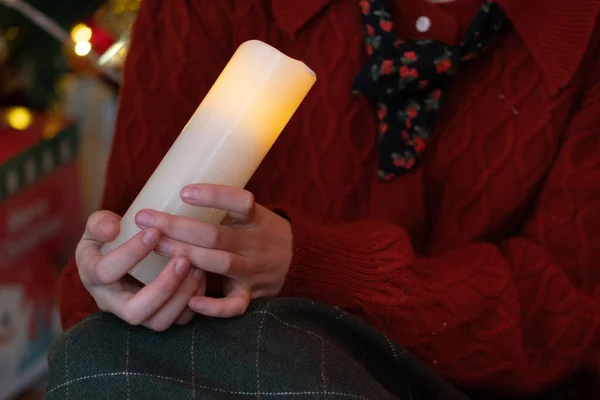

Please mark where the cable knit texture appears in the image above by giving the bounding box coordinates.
[59,0,600,394]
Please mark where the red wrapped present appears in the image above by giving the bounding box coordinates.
[0,107,84,398]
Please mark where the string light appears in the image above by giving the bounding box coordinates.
[0,0,121,83]
[6,107,33,130]
[74,40,92,56]
[70,23,93,57]
[70,23,92,43]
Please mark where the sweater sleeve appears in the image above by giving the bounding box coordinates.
[58,0,234,330]
[279,50,600,394]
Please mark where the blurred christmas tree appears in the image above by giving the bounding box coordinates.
[0,0,108,110]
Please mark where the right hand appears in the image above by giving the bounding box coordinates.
[75,210,206,331]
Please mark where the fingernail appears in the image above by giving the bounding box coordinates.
[142,229,159,246]
[98,219,116,235]
[155,239,172,255]
[136,211,154,227]
[193,269,204,281]
[181,188,197,200]
[175,259,189,277]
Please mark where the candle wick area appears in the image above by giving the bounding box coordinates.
[241,39,316,78]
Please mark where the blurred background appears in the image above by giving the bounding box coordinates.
[0,1,140,398]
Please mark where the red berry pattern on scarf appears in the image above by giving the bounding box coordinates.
[353,0,507,180]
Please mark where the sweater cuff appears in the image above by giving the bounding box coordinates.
[276,208,382,308]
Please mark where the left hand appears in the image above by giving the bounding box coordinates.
[134,184,293,318]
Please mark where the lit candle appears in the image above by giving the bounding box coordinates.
[101,40,316,284]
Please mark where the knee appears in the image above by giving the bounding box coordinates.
[46,313,125,397]
[49,313,112,361]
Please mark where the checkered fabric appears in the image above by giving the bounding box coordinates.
[46,298,468,400]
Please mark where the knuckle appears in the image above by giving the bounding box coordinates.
[161,215,173,232]
[156,277,178,295]
[74,243,86,268]
[78,270,93,288]
[220,253,233,274]
[237,256,249,272]
[93,262,113,285]
[146,316,170,332]
[241,191,255,214]
[176,313,194,325]
[204,225,221,248]
[149,322,169,332]
[170,242,187,258]
[153,213,171,232]
[224,303,246,318]
[121,308,144,326]
[234,301,249,316]
[213,308,226,318]
[76,249,98,285]
[78,245,96,264]
[201,186,218,205]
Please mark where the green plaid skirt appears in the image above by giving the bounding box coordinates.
[46,298,468,400]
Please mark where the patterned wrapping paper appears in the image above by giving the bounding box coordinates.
[0,112,84,399]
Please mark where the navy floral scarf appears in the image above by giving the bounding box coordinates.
[353,0,508,180]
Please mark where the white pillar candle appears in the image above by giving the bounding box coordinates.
[101,40,316,284]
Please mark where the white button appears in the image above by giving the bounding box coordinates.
[416,16,432,33]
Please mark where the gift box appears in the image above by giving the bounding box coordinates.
[0,108,84,399]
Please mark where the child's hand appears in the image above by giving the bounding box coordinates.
[134,184,293,318]
[75,210,206,331]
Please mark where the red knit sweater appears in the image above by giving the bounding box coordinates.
[60,0,600,394]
